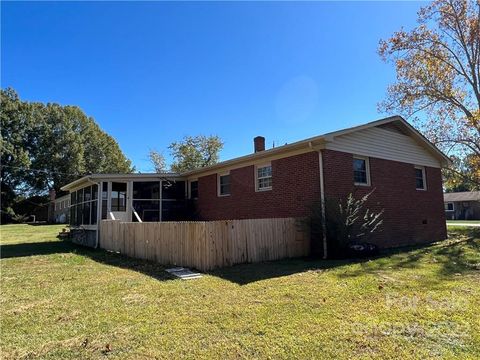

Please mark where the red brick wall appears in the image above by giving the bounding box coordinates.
[194,149,447,248]
[196,151,321,220]
[321,149,447,247]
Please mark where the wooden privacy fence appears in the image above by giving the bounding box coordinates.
[100,218,309,271]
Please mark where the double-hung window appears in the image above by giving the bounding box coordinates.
[353,156,370,186]
[256,164,272,191]
[218,174,230,196]
[415,166,426,190]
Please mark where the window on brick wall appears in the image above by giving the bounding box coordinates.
[218,174,230,196]
[353,156,370,186]
[256,164,272,191]
[415,166,426,190]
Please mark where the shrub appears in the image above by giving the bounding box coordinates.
[305,191,384,259]
[12,213,30,224]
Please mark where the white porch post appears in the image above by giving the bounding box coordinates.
[126,181,133,222]
[107,181,112,218]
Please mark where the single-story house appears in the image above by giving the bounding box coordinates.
[61,115,450,249]
[444,191,480,220]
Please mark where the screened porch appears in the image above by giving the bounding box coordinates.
[68,177,190,229]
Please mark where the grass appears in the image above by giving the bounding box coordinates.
[1,224,479,359]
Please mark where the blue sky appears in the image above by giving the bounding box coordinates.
[2,1,423,172]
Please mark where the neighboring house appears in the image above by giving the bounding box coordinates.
[53,194,71,223]
[444,191,480,220]
[61,115,450,249]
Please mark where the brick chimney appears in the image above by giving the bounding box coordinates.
[254,136,265,153]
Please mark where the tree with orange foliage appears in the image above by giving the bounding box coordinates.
[379,0,479,190]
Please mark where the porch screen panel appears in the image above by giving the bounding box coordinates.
[76,202,83,225]
[132,181,161,222]
[132,200,160,222]
[133,182,160,199]
[70,192,77,226]
[111,182,127,211]
[90,200,98,224]
[101,182,108,220]
[83,201,90,225]
[162,181,186,200]
[69,184,99,226]
[161,181,186,221]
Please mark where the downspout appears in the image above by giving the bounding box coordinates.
[318,150,328,259]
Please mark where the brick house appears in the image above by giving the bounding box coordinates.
[61,115,450,249]
[52,194,71,224]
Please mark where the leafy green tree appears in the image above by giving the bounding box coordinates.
[167,135,223,173]
[169,135,224,173]
[379,0,480,188]
[444,154,479,191]
[148,135,223,173]
[1,88,133,221]
[0,88,35,218]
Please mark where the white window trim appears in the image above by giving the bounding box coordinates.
[188,179,198,199]
[353,155,371,186]
[255,163,273,192]
[217,172,230,197]
[415,165,427,191]
[445,202,455,211]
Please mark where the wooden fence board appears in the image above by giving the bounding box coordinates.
[99,217,309,271]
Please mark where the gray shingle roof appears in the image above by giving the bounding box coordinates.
[444,191,480,202]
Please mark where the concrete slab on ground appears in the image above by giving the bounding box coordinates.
[165,267,203,280]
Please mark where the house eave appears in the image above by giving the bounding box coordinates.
[181,138,327,177]
[60,115,451,190]
[60,173,184,191]
[323,115,452,167]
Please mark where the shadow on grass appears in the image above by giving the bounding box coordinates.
[1,240,74,258]
[85,248,175,282]
[3,228,478,285]
[209,258,350,285]
[211,229,480,285]
[333,229,480,281]
[1,240,174,282]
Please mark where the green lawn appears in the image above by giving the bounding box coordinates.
[447,220,480,225]
[1,224,479,359]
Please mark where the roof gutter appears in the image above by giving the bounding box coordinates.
[182,137,327,177]
[60,176,94,191]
